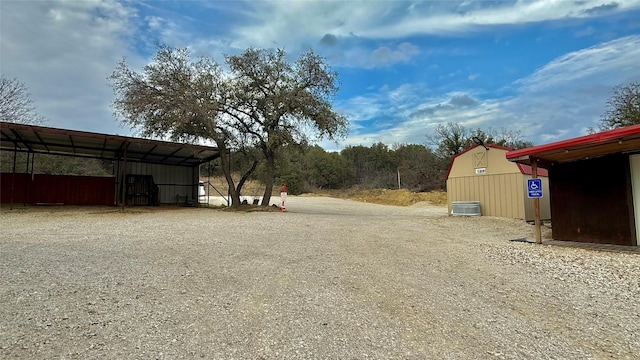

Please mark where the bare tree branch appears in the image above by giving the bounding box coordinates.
[599,82,640,131]
[0,76,45,124]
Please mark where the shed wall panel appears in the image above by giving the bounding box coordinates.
[1,173,115,205]
[482,175,491,215]
[447,173,525,218]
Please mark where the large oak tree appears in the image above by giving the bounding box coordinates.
[110,46,249,206]
[110,46,347,206]
[223,48,347,205]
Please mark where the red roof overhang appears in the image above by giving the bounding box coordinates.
[506,124,640,168]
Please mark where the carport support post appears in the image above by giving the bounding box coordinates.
[10,145,17,210]
[120,141,129,208]
[532,159,542,244]
[24,152,30,205]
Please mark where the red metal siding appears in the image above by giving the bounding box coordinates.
[1,173,115,206]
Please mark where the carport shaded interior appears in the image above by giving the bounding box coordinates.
[0,121,220,167]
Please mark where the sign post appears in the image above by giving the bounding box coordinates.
[528,162,543,244]
[527,178,543,199]
[280,183,287,212]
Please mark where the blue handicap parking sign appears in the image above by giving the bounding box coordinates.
[527,178,543,198]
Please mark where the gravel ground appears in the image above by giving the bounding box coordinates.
[1,197,639,359]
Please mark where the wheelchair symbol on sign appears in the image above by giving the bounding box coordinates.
[527,178,543,198]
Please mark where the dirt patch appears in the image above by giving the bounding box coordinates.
[306,188,447,206]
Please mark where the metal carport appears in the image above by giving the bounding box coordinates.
[1,121,220,206]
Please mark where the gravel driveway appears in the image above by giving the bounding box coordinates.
[1,197,639,359]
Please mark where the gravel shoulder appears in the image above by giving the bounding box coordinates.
[1,197,639,359]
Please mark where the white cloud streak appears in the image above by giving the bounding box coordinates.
[516,35,640,93]
[1,0,142,134]
[227,0,640,69]
[338,35,640,148]
[233,0,640,46]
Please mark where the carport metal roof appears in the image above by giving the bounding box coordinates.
[506,124,640,168]
[0,121,220,167]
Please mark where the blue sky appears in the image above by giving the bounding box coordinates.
[2,1,640,151]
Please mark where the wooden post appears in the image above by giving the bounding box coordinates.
[120,141,128,208]
[24,152,30,206]
[10,146,16,210]
[532,159,542,244]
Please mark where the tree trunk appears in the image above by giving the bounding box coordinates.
[261,155,275,206]
[216,142,241,207]
[237,160,258,195]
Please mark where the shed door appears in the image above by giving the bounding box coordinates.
[630,155,640,245]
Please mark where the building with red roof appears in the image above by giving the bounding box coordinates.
[447,143,551,221]
[507,125,640,246]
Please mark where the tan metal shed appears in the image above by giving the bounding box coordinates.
[446,144,551,221]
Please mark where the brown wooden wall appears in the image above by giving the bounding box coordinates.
[0,173,116,206]
[549,154,636,245]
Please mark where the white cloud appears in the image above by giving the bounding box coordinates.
[516,35,640,93]
[0,0,141,134]
[575,26,596,38]
[336,35,640,149]
[506,35,640,141]
[371,42,420,66]
[360,0,640,38]
[219,0,640,71]
[337,85,498,147]
[232,0,640,48]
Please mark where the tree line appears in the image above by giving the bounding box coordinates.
[205,142,444,195]
[199,122,535,195]
[2,69,639,202]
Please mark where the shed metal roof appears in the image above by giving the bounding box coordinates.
[0,121,220,167]
[506,124,640,168]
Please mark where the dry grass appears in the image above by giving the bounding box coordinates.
[305,187,448,207]
[203,176,447,207]
[200,175,272,196]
